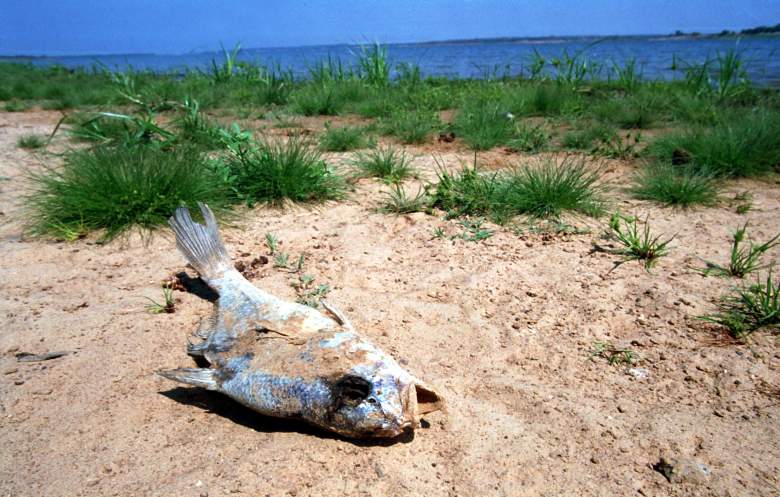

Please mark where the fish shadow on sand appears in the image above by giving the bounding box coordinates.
[174,271,218,302]
[160,387,417,447]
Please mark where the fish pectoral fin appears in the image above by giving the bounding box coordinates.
[158,368,218,390]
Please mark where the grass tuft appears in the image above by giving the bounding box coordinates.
[505,123,550,153]
[701,269,779,338]
[646,111,780,177]
[318,124,373,152]
[699,224,779,278]
[351,145,415,183]
[18,134,47,150]
[380,184,427,214]
[454,102,515,150]
[603,213,674,270]
[146,287,176,314]
[218,137,345,206]
[25,145,229,241]
[380,109,440,144]
[431,156,606,222]
[629,164,719,207]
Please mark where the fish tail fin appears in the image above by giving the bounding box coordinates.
[169,203,232,282]
[158,368,218,390]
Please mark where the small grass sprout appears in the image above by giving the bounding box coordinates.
[732,191,753,214]
[265,232,280,255]
[604,212,674,270]
[700,269,780,338]
[699,223,779,278]
[590,341,640,367]
[293,273,331,308]
[146,287,176,314]
[457,218,494,242]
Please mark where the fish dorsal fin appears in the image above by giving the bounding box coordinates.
[169,203,232,283]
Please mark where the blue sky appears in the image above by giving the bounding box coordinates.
[2,0,778,55]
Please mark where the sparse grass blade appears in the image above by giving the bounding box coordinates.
[355,43,390,87]
[699,224,779,278]
[629,164,719,207]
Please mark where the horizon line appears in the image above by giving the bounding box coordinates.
[0,28,762,59]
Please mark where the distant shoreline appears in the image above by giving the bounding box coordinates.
[1,30,779,59]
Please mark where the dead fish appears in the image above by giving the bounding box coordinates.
[159,204,443,438]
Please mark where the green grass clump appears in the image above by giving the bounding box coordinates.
[174,98,226,149]
[454,102,515,150]
[700,224,779,278]
[629,164,719,207]
[501,158,607,219]
[351,145,415,183]
[318,124,373,152]
[431,157,606,222]
[701,269,779,337]
[291,83,347,116]
[380,184,427,213]
[18,134,46,150]
[26,145,229,240]
[593,94,661,129]
[380,109,440,144]
[4,100,30,112]
[604,213,674,270]
[646,111,780,177]
[562,122,615,150]
[505,123,550,153]
[527,84,582,116]
[219,137,345,205]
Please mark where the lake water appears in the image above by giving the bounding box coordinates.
[8,37,780,86]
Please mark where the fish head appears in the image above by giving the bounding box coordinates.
[326,363,443,438]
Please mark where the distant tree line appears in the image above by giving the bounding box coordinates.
[672,22,780,38]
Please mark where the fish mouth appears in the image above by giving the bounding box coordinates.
[373,421,414,438]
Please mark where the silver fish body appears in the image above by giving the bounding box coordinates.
[159,204,443,438]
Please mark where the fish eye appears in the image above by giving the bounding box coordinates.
[335,375,371,406]
[366,397,378,405]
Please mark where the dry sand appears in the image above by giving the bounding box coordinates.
[1,110,779,497]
